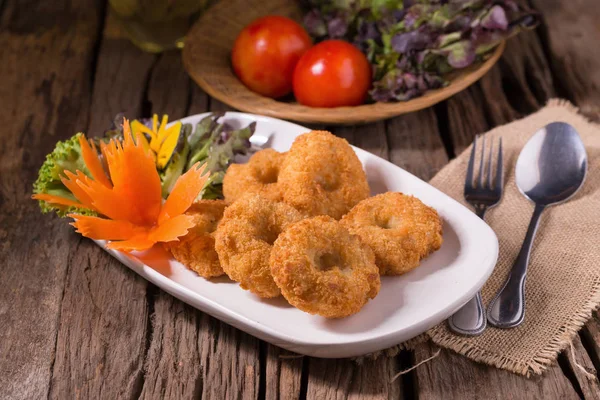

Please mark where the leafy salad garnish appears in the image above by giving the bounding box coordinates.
[33,113,255,217]
[33,119,210,252]
[33,133,96,217]
[302,0,538,102]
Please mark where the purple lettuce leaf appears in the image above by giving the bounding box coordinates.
[301,0,539,103]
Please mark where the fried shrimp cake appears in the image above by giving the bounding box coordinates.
[278,131,369,219]
[215,194,304,298]
[223,149,286,203]
[341,192,443,275]
[166,200,227,278]
[270,216,380,318]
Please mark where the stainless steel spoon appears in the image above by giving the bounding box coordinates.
[487,122,588,328]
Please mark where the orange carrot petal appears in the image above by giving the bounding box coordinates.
[78,135,112,188]
[158,163,208,225]
[111,134,162,225]
[69,214,145,241]
[122,117,132,144]
[77,176,145,224]
[106,236,157,252]
[61,171,97,210]
[148,214,195,242]
[32,193,91,210]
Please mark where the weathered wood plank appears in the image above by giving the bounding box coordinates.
[443,26,556,156]
[146,50,192,120]
[478,65,520,126]
[530,0,600,120]
[336,122,389,161]
[299,122,404,400]
[303,112,445,400]
[414,342,580,400]
[194,98,262,400]
[140,292,203,399]
[137,47,205,400]
[386,109,449,181]
[0,1,102,399]
[498,29,556,113]
[582,311,600,379]
[48,10,157,400]
[265,347,304,400]
[306,357,402,400]
[87,11,156,135]
[198,314,260,400]
[49,239,151,400]
[565,335,600,400]
[415,15,588,396]
[445,86,490,154]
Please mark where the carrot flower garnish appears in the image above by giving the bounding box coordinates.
[33,119,209,252]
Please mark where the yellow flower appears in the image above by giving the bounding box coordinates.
[130,114,182,169]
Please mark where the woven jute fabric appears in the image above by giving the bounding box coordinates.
[422,99,600,376]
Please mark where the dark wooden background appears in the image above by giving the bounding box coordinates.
[1,0,600,399]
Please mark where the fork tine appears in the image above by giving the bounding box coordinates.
[465,135,477,190]
[495,137,503,191]
[486,137,494,189]
[478,135,486,188]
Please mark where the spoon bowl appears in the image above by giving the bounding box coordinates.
[516,122,588,206]
[487,122,587,328]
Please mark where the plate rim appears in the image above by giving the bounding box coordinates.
[100,111,499,357]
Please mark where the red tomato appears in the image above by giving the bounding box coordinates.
[293,40,371,108]
[231,16,312,98]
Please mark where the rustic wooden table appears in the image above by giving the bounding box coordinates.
[2,1,600,399]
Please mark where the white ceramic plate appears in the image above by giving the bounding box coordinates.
[97,112,498,358]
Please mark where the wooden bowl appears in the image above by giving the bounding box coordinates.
[183,0,505,125]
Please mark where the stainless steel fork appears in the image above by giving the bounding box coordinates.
[448,135,503,336]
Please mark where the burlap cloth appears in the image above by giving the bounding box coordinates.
[361,99,600,376]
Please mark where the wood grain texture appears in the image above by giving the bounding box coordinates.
[182,0,505,125]
[3,1,600,399]
[409,18,595,397]
[0,1,102,399]
[47,9,157,400]
[582,311,600,378]
[478,65,520,126]
[198,315,260,400]
[199,98,262,400]
[137,46,204,400]
[87,10,157,135]
[497,29,555,113]
[306,357,402,400]
[531,0,600,120]
[140,293,203,399]
[147,50,192,120]
[299,123,406,400]
[386,109,449,181]
[265,347,304,400]
[414,342,580,400]
[565,335,600,400]
[445,85,490,154]
[49,240,150,400]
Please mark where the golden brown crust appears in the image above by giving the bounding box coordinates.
[223,149,286,203]
[166,200,227,278]
[341,192,443,275]
[270,216,380,318]
[278,131,370,219]
[215,194,304,298]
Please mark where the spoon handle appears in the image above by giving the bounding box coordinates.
[448,206,488,336]
[487,203,546,328]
